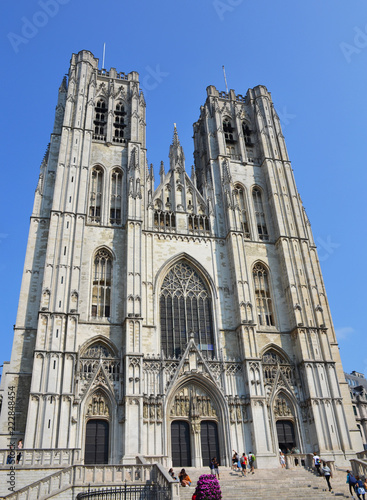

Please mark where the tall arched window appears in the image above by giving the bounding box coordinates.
[242,122,253,147]
[252,187,269,241]
[113,102,126,143]
[253,262,274,326]
[160,261,214,358]
[223,117,234,142]
[91,249,112,319]
[110,168,122,225]
[89,167,103,224]
[93,99,107,141]
[234,184,250,238]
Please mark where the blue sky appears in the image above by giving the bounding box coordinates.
[0,0,366,375]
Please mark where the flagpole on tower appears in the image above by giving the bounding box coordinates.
[102,43,106,69]
[222,65,228,94]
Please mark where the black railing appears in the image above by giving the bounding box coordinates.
[77,484,171,500]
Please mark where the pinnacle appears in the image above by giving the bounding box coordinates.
[172,123,180,146]
[59,75,67,92]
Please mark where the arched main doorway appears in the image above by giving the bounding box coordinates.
[85,419,109,464]
[171,421,191,467]
[276,420,296,453]
[201,421,220,467]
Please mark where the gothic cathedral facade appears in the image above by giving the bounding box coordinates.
[0,50,361,468]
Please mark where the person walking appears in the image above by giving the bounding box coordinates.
[213,457,220,480]
[355,476,366,500]
[240,453,247,476]
[16,439,23,465]
[232,451,238,471]
[248,452,255,474]
[346,470,357,497]
[312,452,321,476]
[321,462,332,492]
[279,452,286,469]
[209,458,216,476]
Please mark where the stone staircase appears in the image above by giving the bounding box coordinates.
[177,466,353,500]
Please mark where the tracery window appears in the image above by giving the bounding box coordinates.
[154,210,176,230]
[253,262,274,327]
[252,187,269,241]
[80,343,120,382]
[93,99,107,141]
[89,166,103,224]
[113,101,126,143]
[91,249,112,319]
[262,349,292,384]
[223,118,235,142]
[110,168,122,225]
[234,185,250,238]
[242,122,253,147]
[188,214,210,232]
[160,261,214,359]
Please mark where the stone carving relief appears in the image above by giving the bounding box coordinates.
[143,395,163,423]
[86,391,110,417]
[273,395,293,417]
[227,395,249,423]
[170,385,217,419]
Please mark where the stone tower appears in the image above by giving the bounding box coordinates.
[0,50,361,470]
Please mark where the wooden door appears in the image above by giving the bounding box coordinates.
[276,420,295,453]
[200,420,220,467]
[171,421,191,467]
[85,419,109,464]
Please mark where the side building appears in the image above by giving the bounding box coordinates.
[345,371,367,449]
[0,50,362,469]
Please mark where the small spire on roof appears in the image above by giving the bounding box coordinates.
[59,75,67,92]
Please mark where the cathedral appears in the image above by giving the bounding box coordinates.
[0,50,361,471]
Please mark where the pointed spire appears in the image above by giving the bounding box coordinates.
[169,124,185,171]
[173,123,180,146]
[149,163,155,182]
[59,75,67,93]
[159,161,165,184]
[191,165,196,187]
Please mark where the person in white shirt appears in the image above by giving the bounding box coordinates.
[312,452,321,476]
[321,462,332,491]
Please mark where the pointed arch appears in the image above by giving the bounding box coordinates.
[91,247,113,319]
[88,165,105,224]
[110,167,123,225]
[260,344,292,365]
[79,335,119,358]
[93,98,107,140]
[252,261,275,327]
[252,185,269,241]
[233,183,250,238]
[113,100,126,142]
[157,256,215,359]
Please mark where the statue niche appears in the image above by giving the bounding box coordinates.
[170,384,217,419]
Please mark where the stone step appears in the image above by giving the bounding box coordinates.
[177,467,352,500]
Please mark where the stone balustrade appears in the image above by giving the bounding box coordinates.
[284,453,335,473]
[357,450,367,461]
[351,458,367,478]
[1,463,179,500]
[0,448,81,467]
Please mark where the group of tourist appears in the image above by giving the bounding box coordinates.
[346,470,367,500]
[168,452,367,499]
[231,450,256,475]
[168,468,192,487]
